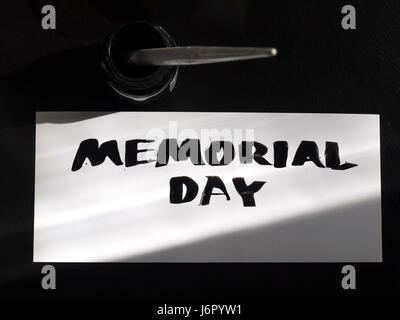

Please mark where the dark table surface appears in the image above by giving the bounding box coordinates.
[0,0,399,300]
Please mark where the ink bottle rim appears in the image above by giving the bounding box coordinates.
[102,21,178,104]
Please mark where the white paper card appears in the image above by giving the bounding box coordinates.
[34,112,382,262]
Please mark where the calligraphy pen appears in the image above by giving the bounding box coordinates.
[102,22,277,104]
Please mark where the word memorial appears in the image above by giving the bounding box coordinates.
[72,138,357,207]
